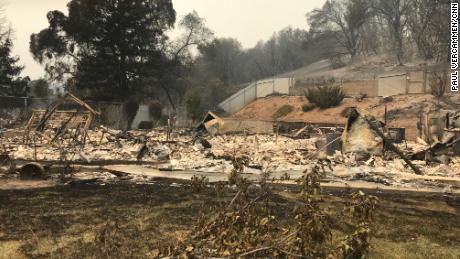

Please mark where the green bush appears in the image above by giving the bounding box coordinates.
[273,105,293,119]
[304,80,345,109]
[302,103,316,112]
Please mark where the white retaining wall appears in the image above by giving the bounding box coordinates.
[218,77,294,114]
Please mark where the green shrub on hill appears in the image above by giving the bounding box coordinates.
[304,80,345,109]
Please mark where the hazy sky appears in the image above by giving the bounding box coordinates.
[4,0,325,79]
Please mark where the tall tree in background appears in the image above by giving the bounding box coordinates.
[170,11,213,62]
[247,28,310,78]
[407,0,450,61]
[0,30,30,97]
[426,0,451,62]
[275,28,310,72]
[359,15,382,55]
[373,0,411,65]
[307,0,371,58]
[198,38,244,86]
[154,11,213,109]
[195,27,310,86]
[30,0,176,101]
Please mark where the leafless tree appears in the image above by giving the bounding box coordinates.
[360,16,382,55]
[372,0,412,65]
[406,0,437,60]
[406,0,450,62]
[307,0,371,58]
[242,27,309,81]
[170,11,214,62]
[157,11,214,109]
[429,70,448,99]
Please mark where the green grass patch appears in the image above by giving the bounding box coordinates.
[272,105,294,119]
[302,103,316,112]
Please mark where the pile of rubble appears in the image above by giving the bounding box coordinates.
[2,127,318,170]
[2,98,460,193]
[1,122,460,190]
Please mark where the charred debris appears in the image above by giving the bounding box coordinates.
[1,95,460,193]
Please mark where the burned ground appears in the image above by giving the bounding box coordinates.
[0,181,459,258]
[1,93,460,258]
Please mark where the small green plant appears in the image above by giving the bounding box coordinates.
[228,156,251,193]
[340,191,379,259]
[302,103,316,112]
[272,105,293,119]
[304,79,345,109]
[286,161,333,258]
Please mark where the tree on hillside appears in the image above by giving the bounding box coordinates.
[427,2,451,62]
[275,28,310,72]
[246,27,310,79]
[407,0,450,61]
[307,0,371,58]
[187,27,312,113]
[359,15,382,55]
[30,0,176,101]
[193,27,310,87]
[372,0,411,65]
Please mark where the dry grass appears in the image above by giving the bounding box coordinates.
[232,94,457,140]
[0,181,459,258]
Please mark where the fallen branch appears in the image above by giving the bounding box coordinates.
[366,118,422,175]
[227,190,242,209]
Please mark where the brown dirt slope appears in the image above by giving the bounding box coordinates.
[233,94,460,140]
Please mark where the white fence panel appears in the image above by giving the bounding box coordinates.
[273,78,292,95]
[256,79,275,98]
[218,77,293,114]
[378,74,407,96]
